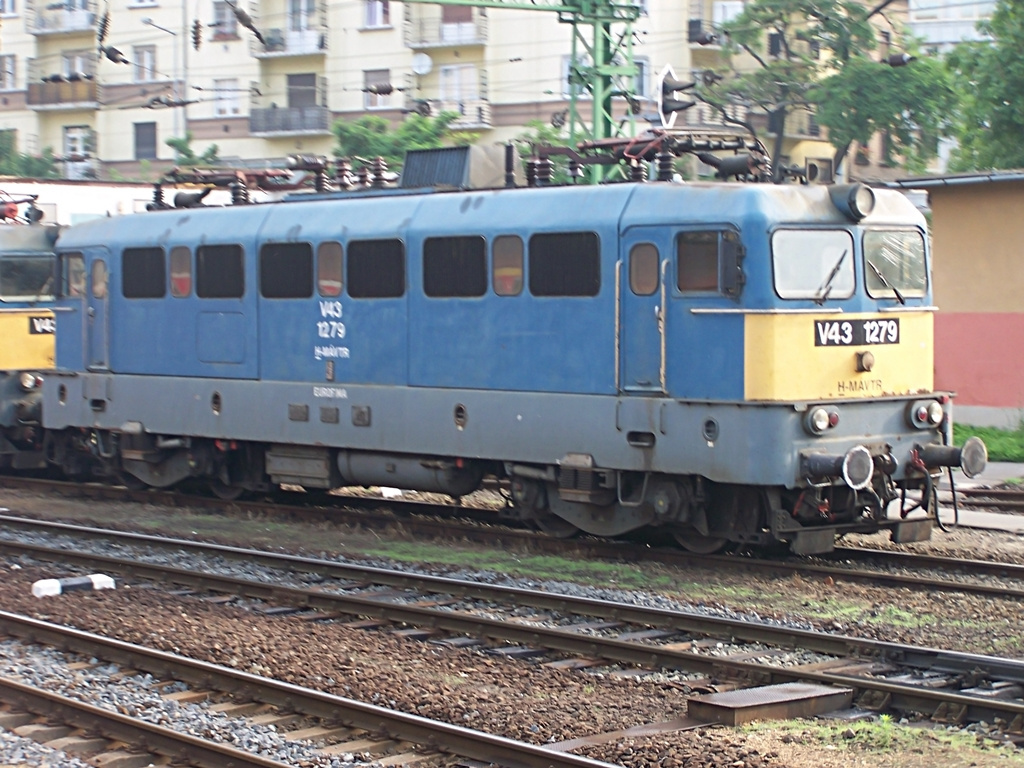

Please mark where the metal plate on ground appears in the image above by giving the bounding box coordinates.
[687,682,853,725]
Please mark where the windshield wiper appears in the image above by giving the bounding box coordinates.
[815,249,847,305]
[867,259,906,305]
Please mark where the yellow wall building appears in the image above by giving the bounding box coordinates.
[0,0,837,178]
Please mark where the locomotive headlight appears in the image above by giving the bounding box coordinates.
[828,183,876,222]
[18,372,41,391]
[804,406,839,435]
[926,401,944,425]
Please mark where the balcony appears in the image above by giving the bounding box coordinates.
[250,105,332,136]
[252,27,328,58]
[27,0,97,35]
[434,98,491,130]
[404,7,487,48]
[26,75,100,110]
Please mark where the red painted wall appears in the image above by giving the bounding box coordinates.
[935,313,1024,407]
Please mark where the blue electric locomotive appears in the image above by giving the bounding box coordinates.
[38,147,985,554]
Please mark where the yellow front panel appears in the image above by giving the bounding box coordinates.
[0,310,56,370]
[744,312,933,401]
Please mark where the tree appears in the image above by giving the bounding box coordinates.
[165,132,220,165]
[332,112,463,173]
[702,0,952,176]
[813,53,956,174]
[0,132,59,178]
[947,0,1024,171]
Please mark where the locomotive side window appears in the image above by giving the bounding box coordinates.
[90,259,108,300]
[493,235,523,296]
[772,229,855,300]
[317,241,343,297]
[528,231,600,297]
[260,242,313,299]
[864,230,926,299]
[63,252,85,298]
[424,236,487,298]
[0,256,55,301]
[170,246,192,298]
[196,244,245,299]
[677,232,718,292]
[630,243,659,296]
[348,239,405,298]
[122,247,166,299]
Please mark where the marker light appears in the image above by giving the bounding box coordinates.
[805,406,840,435]
[907,399,944,429]
[18,372,41,391]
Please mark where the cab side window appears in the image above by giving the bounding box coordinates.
[63,253,86,298]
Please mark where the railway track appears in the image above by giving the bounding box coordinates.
[0,611,619,768]
[2,479,1024,600]
[1,517,1024,733]
[955,486,1024,514]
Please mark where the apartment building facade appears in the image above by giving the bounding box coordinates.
[0,0,833,180]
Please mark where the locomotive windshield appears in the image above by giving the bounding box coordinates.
[0,255,55,301]
[771,229,855,300]
[863,230,927,299]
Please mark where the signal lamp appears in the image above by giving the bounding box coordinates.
[655,64,696,129]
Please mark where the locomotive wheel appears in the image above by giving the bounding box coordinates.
[533,511,580,538]
[209,479,245,501]
[672,528,728,554]
[118,472,149,491]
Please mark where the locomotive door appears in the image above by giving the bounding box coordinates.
[619,230,666,393]
[86,249,110,370]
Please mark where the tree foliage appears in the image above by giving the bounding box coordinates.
[947,0,1024,171]
[701,0,954,174]
[813,54,956,174]
[165,132,220,165]
[0,132,59,178]
[331,112,464,172]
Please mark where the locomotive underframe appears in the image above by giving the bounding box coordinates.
[41,371,950,553]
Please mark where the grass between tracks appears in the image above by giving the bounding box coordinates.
[955,422,1024,463]
[743,716,1024,766]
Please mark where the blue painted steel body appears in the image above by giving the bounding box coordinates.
[43,180,938,495]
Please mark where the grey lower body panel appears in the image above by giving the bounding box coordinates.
[41,372,936,488]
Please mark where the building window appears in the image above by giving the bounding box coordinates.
[348,239,404,298]
[197,244,245,298]
[0,0,16,16]
[132,45,157,83]
[439,64,477,105]
[287,73,317,108]
[214,78,240,116]
[134,122,157,160]
[364,0,388,27]
[634,56,650,100]
[63,125,92,158]
[0,55,14,91]
[260,242,313,298]
[529,232,600,297]
[562,54,591,99]
[122,247,166,299]
[213,1,239,37]
[363,68,390,109]
[61,49,94,78]
[423,236,487,298]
